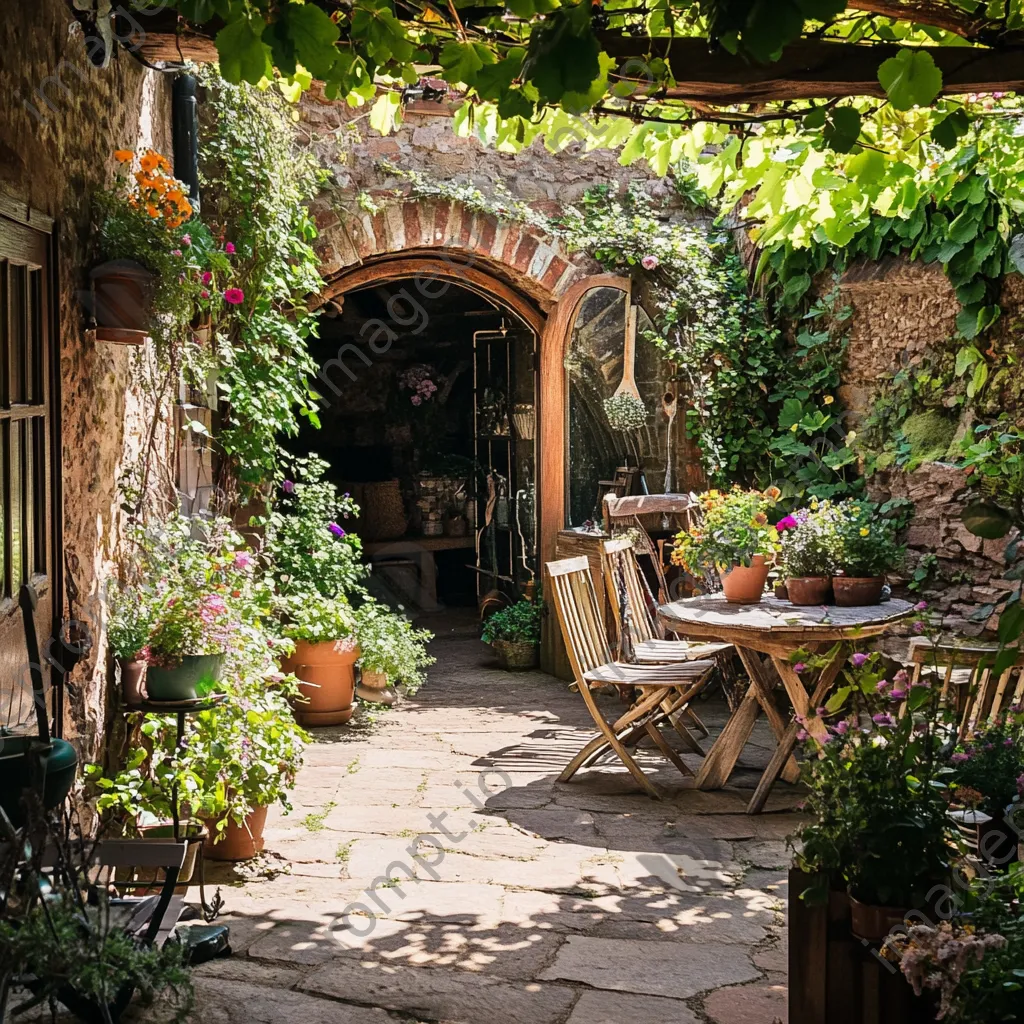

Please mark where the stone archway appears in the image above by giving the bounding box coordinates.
[309,197,631,575]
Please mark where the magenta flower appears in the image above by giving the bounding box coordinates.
[201,270,212,285]
[200,289,209,299]
[793,662,806,674]
[815,706,827,717]
[225,241,236,254]
[876,680,890,693]
[171,248,182,257]
[641,254,659,270]
[872,712,894,727]
[1016,773,1024,795]
[181,233,191,246]
[835,720,849,735]
[851,652,869,668]
[889,689,907,701]
[914,600,928,612]
[951,752,970,764]
[797,728,808,741]
[328,522,346,538]
[893,669,908,685]
[776,515,798,532]
[912,621,925,634]
[282,479,295,494]
[224,287,244,305]
[233,551,252,570]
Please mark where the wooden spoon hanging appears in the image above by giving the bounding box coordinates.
[613,303,641,401]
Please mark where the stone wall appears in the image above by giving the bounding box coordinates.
[1,0,174,758]
[839,257,1022,635]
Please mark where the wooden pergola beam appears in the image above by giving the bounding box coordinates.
[599,37,1024,104]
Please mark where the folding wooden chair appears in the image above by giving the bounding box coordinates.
[909,638,1024,738]
[546,555,716,798]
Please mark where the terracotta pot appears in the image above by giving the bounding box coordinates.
[356,668,396,707]
[203,805,268,862]
[89,260,154,331]
[786,576,832,606]
[118,657,147,705]
[849,896,910,941]
[832,575,885,607]
[283,639,360,726]
[773,581,789,600]
[492,639,539,670]
[719,555,770,604]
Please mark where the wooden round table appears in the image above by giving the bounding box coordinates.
[659,594,914,813]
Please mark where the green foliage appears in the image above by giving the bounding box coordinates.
[481,600,542,644]
[279,593,358,644]
[948,708,1024,816]
[958,420,1024,516]
[671,486,781,572]
[793,647,956,908]
[899,410,959,466]
[197,70,326,489]
[354,601,435,694]
[0,895,194,1021]
[832,499,905,577]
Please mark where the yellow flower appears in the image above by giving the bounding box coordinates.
[860,527,870,537]
[810,499,819,510]
[823,395,834,405]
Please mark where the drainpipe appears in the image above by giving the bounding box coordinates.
[172,74,200,211]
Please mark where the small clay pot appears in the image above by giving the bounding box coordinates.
[832,575,885,607]
[203,805,268,862]
[719,555,770,604]
[786,576,832,606]
[356,668,396,706]
[118,657,147,706]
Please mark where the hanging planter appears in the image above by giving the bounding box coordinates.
[89,260,154,332]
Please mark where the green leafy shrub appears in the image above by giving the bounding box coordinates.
[482,601,542,645]
[832,500,905,578]
[355,601,434,694]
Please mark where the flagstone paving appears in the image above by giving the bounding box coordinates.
[191,618,801,1024]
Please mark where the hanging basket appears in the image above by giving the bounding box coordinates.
[362,480,408,540]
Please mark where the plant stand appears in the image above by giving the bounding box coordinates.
[789,869,936,1024]
[123,695,228,922]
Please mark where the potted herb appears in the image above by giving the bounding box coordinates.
[831,500,904,606]
[671,486,781,603]
[482,600,542,670]
[776,501,841,606]
[792,650,955,940]
[260,457,366,727]
[106,580,154,704]
[354,600,435,704]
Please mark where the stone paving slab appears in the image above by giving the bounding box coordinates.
[566,990,701,1024]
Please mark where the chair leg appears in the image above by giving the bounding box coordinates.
[682,708,710,737]
[660,695,705,754]
[560,682,662,798]
[644,720,694,777]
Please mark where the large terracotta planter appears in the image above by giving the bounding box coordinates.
[283,639,360,726]
[786,576,832,606]
[832,575,885,607]
[203,805,268,862]
[90,260,154,331]
[719,555,770,604]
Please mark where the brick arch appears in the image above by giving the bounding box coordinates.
[312,197,600,311]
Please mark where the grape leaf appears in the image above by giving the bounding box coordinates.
[878,49,943,111]
[216,16,271,85]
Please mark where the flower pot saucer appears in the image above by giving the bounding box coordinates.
[125,693,227,714]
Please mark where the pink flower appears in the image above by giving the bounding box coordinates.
[793,662,806,674]
[181,233,191,246]
[876,679,890,693]
[914,600,928,611]
[797,728,808,741]
[171,249,182,257]
[200,289,209,299]
[233,551,252,570]
[776,515,798,532]
[912,621,925,634]
[894,669,908,685]
[410,395,422,406]
[834,720,849,735]
[282,479,295,494]
[201,271,212,284]
[225,241,236,254]
[851,652,869,668]
[224,287,244,305]
[641,255,659,270]
[951,752,970,764]
[815,706,827,717]
[1016,773,1024,795]
[890,689,906,701]
[872,713,894,727]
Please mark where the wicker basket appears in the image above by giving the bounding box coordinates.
[362,479,407,540]
[492,639,539,671]
[512,404,535,441]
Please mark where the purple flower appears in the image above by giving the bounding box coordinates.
[911,677,930,689]
[328,522,346,538]
[951,752,970,764]
[872,713,894,727]
[894,669,908,685]
[1005,738,1014,748]
[793,662,806,674]
[889,689,907,701]
[233,551,252,570]
[912,621,925,634]
[819,733,833,745]
[282,479,295,494]
[835,720,849,735]
[815,706,827,717]
[776,514,798,532]
[641,254,659,270]
[876,680,890,693]
[851,652,869,668]
[1016,774,1024,795]
[797,728,808,741]
[914,601,928,612]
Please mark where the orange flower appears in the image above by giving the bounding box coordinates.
[764,486,781,502]
[145,203,160,218]
[140,150,161,173]
[114,149,134,163]
[167,189,183,204]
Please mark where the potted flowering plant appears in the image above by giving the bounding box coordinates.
[671,486,781,603]
[792,648,957,940]
[259,455,367,726]
[776,501,841,606]
[831,500,905,606]
[93,148,228,346]
[354,600,435,704]
[481,600,543,670]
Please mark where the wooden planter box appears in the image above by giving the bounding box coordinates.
[788,868,936,1024]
